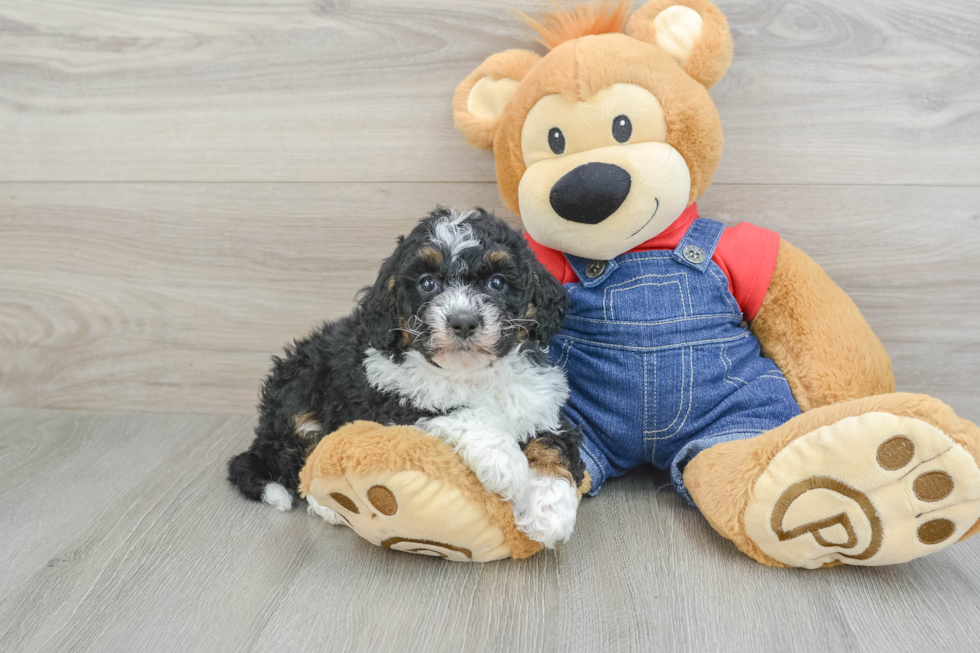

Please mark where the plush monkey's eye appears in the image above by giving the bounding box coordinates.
[487,275,507,292]
[548,127,565,155]
[419,275,439,293]
[612,115,632,143]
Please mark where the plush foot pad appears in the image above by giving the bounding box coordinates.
[299,421,544,562]
[306,469,514,561]
[744,412,980,568]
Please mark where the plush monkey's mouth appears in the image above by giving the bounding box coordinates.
[628,197,659,238]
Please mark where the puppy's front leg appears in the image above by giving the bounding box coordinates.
[418,409,529,503]
[512,427,585,548]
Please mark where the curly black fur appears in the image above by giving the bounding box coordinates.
[227,207,573,501]
[522,419,587,488]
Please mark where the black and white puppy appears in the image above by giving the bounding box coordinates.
[228,208,585,547]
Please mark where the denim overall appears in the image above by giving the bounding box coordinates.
[549,218,801,503]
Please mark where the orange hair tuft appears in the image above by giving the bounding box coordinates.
[522,0,632,50]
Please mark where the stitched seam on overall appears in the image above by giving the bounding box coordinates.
[644,351,664,457]
[720,343,749,388]
[618,255,674,264]
[756,373,789,383]
[644,350,674,437]
[656,352,664,453]
[643,346,695,440]
[601,272,690,320]
[704,223,725,257]
[554,339,573,370]
[559,331,752,352]
[696,428,766,440]
[644,346,694,440]
[564,312,739,326]
[578,437,604,480]
[643,353,651,459]
[707,264,740,316]
[608,280,687,320]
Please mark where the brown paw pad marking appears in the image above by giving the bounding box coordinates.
[328,486,397,517]
[876,436,915,470]
[912,471,954,502]
[382,537,472,560]
[330,492,359,514]
[877,436,956,501]
[917,518,955,545]
[367,485,398,516]
[875,436,958,545]
[771,476,882,560]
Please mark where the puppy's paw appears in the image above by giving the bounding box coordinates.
[462,438,530,502]
[513,471,578,548]
[306,494,349,526]
[261,482,293,511]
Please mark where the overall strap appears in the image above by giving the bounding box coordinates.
[671,218,726,273]
[563,254,620,288]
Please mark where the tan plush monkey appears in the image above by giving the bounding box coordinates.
[301,0,980,567]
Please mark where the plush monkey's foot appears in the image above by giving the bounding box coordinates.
[685,394,980,568]
[298,421,544,562]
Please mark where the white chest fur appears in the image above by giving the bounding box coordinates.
[362,348,568,442]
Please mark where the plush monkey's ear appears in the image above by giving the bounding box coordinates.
[627,0,733,89]
[453,49,542,150]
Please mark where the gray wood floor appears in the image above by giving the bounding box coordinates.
[2,407,980,653]
[2,0,980,651]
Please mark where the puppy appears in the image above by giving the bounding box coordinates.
[228,207,586,547]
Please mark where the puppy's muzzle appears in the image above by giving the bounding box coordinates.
[448,313,481,340]
[549,162,632,225]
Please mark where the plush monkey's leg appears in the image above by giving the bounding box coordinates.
[684,394,980,568]
[299,421,546,562]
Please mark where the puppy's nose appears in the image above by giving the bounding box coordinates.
[549,162,631,225]
[448,314,480,339]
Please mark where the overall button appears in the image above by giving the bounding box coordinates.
[585,260,607,278]
[683,245,705,264]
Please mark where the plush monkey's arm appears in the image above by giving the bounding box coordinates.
[750,239,895,412]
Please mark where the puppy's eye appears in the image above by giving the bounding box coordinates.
[612,114,632,143]
[548,127,565,155]
[419,276,439,293]
[487,275,507,292]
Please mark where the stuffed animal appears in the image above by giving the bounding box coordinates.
[300,0,980,567]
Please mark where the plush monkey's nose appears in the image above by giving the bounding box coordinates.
[549,162,632,225]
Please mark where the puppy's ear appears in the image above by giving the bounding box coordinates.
[454,49,541,150]
[524,256,567,345]
[627,0,733,89]
[358,239,403,352]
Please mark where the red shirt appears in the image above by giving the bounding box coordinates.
[523,203,780,321]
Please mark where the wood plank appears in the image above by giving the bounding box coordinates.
[0,181,513,414]
[1,0,978,184]
[1,407,979,652]
[1,182,978,418]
